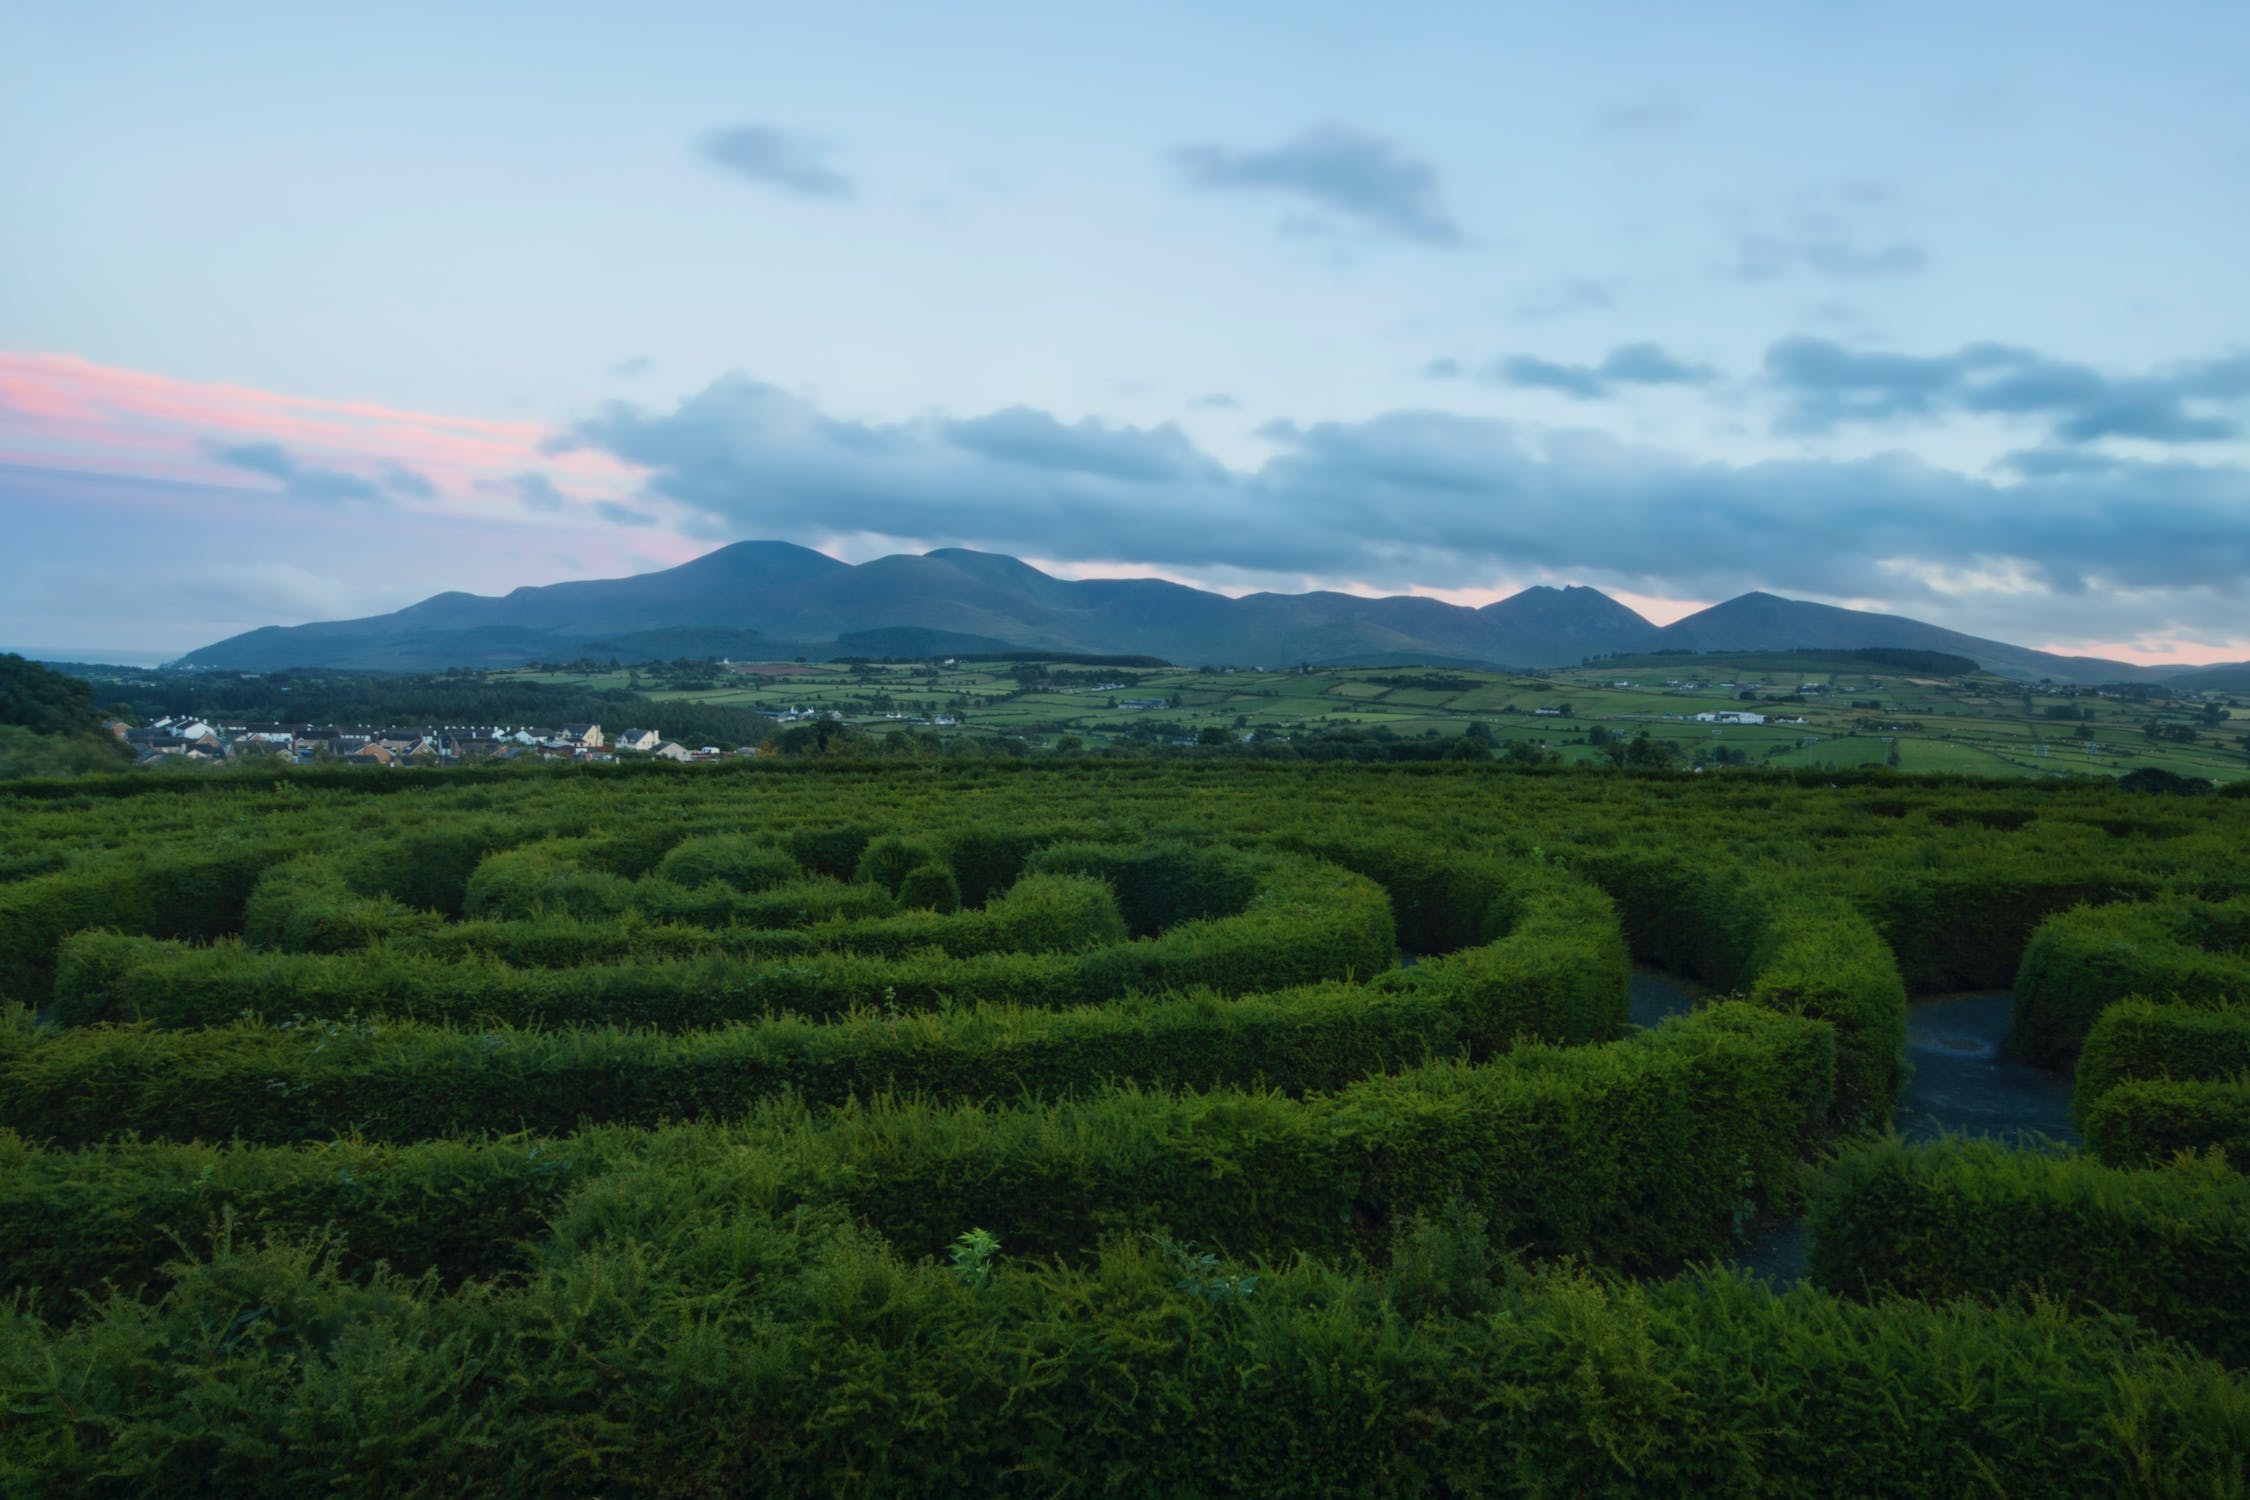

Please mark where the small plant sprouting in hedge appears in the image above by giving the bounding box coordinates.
[1157,1236,1259,1302]
[948,1227,1001,1289]
[1731,1152,1759,1241]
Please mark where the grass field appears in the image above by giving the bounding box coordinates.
[495,652,2247,783]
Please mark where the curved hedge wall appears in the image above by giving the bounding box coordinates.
[1808,1137,2250,1367]
[4,761,2247,1488]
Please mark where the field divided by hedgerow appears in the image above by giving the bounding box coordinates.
[2,760,2248,1494]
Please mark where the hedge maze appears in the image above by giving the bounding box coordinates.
[2,761,2248,1493]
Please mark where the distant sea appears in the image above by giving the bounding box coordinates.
[7,647,178,669]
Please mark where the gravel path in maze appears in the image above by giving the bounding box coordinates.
[1630,973,2078,1286]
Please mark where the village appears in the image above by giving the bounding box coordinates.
[112,718,753,769]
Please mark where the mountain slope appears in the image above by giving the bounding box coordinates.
[1657,593,2160,683]
[177,541,2166,683]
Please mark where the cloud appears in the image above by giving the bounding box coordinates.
[697,124,855,200]
[510,472,569,512]
[376,461,436,500]
[1187,393,1242,411]
[1596,342,1715,386]
[1720,186,1927,283]
[199,440,432,504]
[1490,343,1716,399]
[1496,356,1609,400]
[560,371,2250,616]
[1513,276,1617,319]
[1729,232,1926,282]
[1768,336,2250,444]
[1421,357,1465,380]
[610,356,656,379]
[1166,123,1463,245]
[593,500,659,528]
[1592,101,1691,134]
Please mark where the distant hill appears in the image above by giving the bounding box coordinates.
[179,541,2178,685]
[2162,662,2250,694]
[1655,593,2162,684]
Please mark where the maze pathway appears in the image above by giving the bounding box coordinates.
[1728,989,2077,1285]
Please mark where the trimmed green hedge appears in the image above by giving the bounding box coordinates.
[1368,874,1629,1046]
[1569,847,1765,985]
[2085,1078,2250,1168]
[21,877,1627,1148]
[1025,840,1262,936]
[1743,894,1907,1129]
[0,1000,1828,1300]
[1855,869,2162,993]
[1809,1136,2250,1366]
[649,833,800,892]
[52,853,1384,1033]
[2076,998,2250,1131]
[3,1228,2242,1496]
[2013,897,2250,1070]
[243,857,445,954]
[0,1130,598,1307]
[0,843,280,1007]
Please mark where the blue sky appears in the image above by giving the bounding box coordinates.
[3,1,2248,662]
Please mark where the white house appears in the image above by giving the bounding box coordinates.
[612,728,661,752]
[651,740,693,762]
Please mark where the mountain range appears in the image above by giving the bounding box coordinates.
[175,541,2230,686]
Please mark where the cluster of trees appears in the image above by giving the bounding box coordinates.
[0,655,131,780]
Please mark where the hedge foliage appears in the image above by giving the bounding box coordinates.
[2085,1078,2250,1169]
[2075,998,2250,1133]
[2,1226,2243,1497]
[0,999,1821,1309]
[10,875,1634,1150]
[8,763,2250,1485]
[1809,1136,2250,1366]
[2013,896,2250,1070]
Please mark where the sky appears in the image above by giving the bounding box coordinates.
[3,2,2248,665]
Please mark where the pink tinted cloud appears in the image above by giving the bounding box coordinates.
[0,350,634,502]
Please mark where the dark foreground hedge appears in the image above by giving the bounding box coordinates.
[2,1227,2243,1498]
[1808,1137,2250,1366]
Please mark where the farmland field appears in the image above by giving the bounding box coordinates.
[492,650,2249,787]
[2,759,2248,1492]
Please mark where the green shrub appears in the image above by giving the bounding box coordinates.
[852,834,938,895]
[0,844,278,1007]
[2076,998,2250,1129]
[1027,841,1260,937]
[935,824,1063,906]
[460,840,635,922]
[2084,1079,2250,1168]
[1857,869,2159,993]
[782,823,872,881]
[9,1215,2240,1494]
[1810,1136,2250,1365]
[242,858,444,954]
[651,834,800,892]
[2013,898,2250,1069]
[0,1130,596,1307]
[628,874,895,929]
[894,862,961,913]
[1369,874,1628,1047]
[1744,895,1908,1128]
